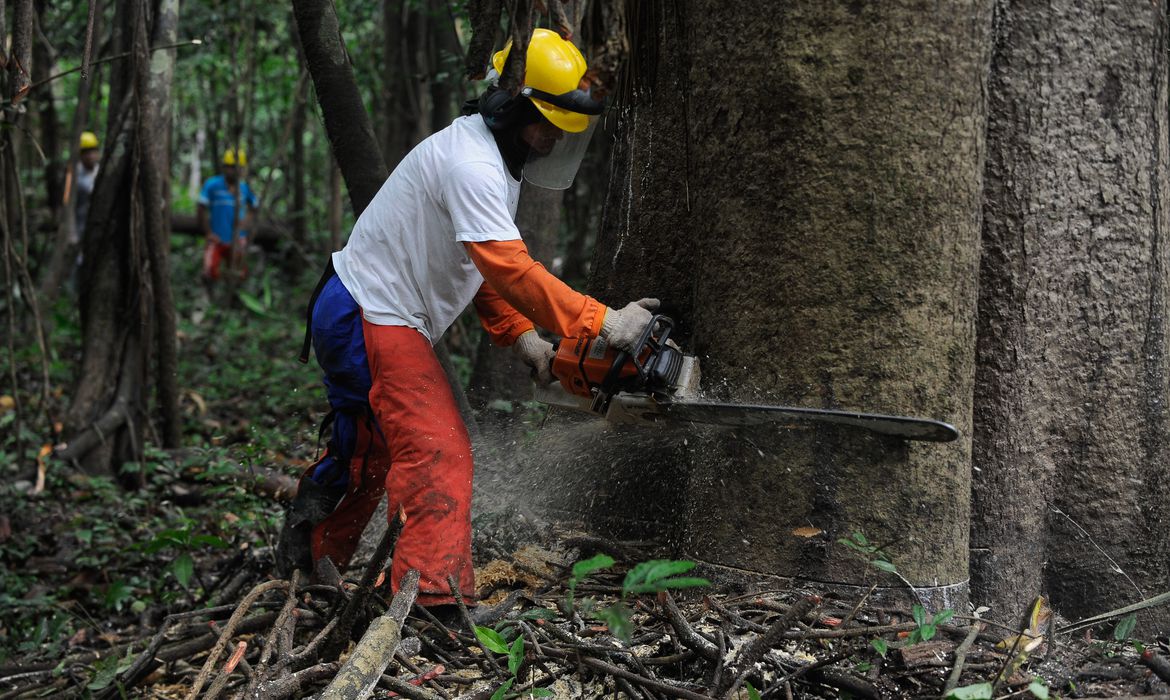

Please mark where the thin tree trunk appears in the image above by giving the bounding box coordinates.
[292,0,387,213]
[327,156,341,252]
[291,16,308,245]
[32,0,61,213]
[135,0,181,449]
[8,0,33,104]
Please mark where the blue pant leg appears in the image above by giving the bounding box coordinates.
[308,276,374,485]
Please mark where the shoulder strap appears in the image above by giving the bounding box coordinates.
[299,258,336,364]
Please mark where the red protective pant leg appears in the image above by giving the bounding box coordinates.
[310,416,391,569]
[362,322,475,605]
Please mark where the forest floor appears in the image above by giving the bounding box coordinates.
[2,238,1168,699]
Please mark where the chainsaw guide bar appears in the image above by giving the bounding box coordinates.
[541,314,960,443]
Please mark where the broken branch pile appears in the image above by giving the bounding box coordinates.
[2,538,1168,699]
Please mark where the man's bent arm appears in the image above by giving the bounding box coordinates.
[464,240,607,340]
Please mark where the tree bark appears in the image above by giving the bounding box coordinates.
[135,0,181,449]
[971,1,1170,630]
[8,0,32,104]
[582,0,992,604]
[292,0,387,214]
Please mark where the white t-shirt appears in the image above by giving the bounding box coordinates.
[332,116,522,342]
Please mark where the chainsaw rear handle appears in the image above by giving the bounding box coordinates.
[592,315,674,412]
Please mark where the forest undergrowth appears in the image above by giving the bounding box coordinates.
[1,239,1169,699]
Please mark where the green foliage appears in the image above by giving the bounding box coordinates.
[745,682,762,700]
[1027,678,1050,699]
[945,682,993,700]
[489,677,515,700]
[86,648,136,692]
[476,626,549,699]
[870,637,889,658]
[567,553,613,613]
[142,518,230,589]
[1113,613,1137,642]
[565,554,710,643]
[907,605,954,645]
[837,531,897,574]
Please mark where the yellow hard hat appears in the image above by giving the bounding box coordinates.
[222,148,247,167]
[491,29,598,133]
[79,131,99,150]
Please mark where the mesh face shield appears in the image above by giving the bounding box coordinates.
[522,116,599,190]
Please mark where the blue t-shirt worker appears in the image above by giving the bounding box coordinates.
[198,148,258,282]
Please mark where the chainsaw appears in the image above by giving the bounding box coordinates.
[536,315,959,442]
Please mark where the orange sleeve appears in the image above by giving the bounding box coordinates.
[472,281,535,347]
[465,240,608,340]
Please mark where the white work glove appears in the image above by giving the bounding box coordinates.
[600,298,660,353]
[512,330,556,384]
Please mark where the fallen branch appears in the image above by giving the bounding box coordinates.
[320,569,421,700]
[660,591,720,662]
[323,505,406,662]
[942,621,984,697]
[183,579,289,700]
[719,595,819,698]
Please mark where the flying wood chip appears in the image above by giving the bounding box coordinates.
[791,526,823,538]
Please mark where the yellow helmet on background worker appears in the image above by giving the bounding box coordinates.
[491,29,599,133]
[222,148,247,167]
[79,131,99,150]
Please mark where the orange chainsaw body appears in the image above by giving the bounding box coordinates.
[551,336,642,398]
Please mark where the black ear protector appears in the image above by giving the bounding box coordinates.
[479,86,544,132]
[480,88,515,128]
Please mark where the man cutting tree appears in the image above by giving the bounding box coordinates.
[277,29,658,616]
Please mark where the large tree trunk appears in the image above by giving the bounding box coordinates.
[580,1,992,605]
[972,1,1170,631]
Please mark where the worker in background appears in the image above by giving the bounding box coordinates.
[277,29,658,619]
[70,131,101,245]
[197,148,258,285]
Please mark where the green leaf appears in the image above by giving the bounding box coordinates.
[527,689,554,698]
[104,581,134,611]
[853,532,870,546]
[1114,613,1137,641]
[508,636,525,676]
[237,292,268,316]
[192,534,230,549]
[489,677,515,700]
[641,560,697,585]
[596,603,633,643]
[172,554,195,588]
[919,623,937,642]
[870,638,889,658]
[912,605,927,627]
[945,682,994,700]
[745,681,762,700]
[1027,679,1050,699]
[571,553,615,582]
[86,657,119,691]
[475,626,510,654]
[871,559,898,573]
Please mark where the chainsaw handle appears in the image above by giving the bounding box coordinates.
[595,315,673,410]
